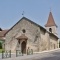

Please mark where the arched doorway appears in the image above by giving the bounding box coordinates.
[16,34,28,54]
[21,41,26,54]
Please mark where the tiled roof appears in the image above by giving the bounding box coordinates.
[45,12,57,27]
[0,37,5,40]
[0,30,8,37]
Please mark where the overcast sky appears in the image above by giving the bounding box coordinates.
[0,0,60,37]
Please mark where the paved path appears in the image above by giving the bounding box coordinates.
[25,49,60,60]
[0,49,60,60]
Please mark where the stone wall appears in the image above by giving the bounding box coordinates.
[49,35,58,49]
[5,18,58,53]
[5,19,41,52]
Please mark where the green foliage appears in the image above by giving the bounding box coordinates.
[0,42,2,49]
[0,40,5,53]
[0,49,4,53]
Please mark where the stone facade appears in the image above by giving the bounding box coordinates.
[5,17,58,53]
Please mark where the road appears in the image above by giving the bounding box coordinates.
[25,49,60,60]
[0,49,60,60]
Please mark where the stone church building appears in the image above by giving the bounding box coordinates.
[5,12,59,53]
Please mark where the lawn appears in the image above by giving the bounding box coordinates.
[0,49,4,53]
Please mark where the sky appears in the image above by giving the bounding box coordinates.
[0,0,60,37]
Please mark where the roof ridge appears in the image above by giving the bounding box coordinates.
[4,17,58,39]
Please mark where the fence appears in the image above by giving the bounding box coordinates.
[2,50,11,59]
[16,50,23,57]
[27,49,33,55]
[2,49,33,59]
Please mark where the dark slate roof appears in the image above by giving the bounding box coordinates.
[5,17,58,39]
[5,17,46,35]
[49,32,58,39]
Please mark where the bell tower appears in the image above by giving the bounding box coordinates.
[45,11,57,35]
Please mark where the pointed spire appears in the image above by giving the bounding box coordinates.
[45,11,57,27]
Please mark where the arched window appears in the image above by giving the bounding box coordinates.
[49,28,52,33]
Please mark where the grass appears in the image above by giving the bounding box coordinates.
[0,49,4,53]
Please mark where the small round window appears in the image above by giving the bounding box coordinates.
[22,29,26,33]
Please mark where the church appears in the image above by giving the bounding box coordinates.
[4,11,59,53]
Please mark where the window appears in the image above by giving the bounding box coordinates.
[49,28,52,33]
[22,29,26,33]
